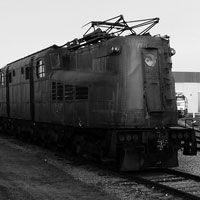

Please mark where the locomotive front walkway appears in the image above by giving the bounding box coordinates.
[0,136,117,200]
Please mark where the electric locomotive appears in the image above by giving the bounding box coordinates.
[0,15,197,171]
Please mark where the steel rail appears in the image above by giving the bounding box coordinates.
[129,169,200,200]
[164,168,200,182]
[132,175,200,200]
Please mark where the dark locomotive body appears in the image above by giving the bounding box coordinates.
[0,16,197,170]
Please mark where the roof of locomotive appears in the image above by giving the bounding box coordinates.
[2,15,162,71]
[7,45,58,67]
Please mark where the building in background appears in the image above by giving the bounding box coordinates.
[173,72,200,114]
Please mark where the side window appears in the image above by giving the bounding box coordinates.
[64,85,73,100]
[52,82,74,102]
[8,72,12,83]
[51,81,65,101]
[57,82,64,101]
[51,82,88,101]
[0,72,5,86]
[25,67,30,80]
[36,59,45,78]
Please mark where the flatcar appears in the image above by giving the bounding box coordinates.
[0,15,197,171]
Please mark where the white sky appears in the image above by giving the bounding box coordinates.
[0,0,199,72]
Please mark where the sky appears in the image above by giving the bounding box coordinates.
[0,0,199,72]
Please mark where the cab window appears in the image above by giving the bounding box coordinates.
[36,59,45,78]
[0,72,5,86]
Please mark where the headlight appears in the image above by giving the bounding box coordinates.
[144,54,156,67]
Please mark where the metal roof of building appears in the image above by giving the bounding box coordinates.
[173,72,200,83]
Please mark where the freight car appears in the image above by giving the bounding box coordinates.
[0,15,197,171]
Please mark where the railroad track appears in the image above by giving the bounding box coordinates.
[2,133,200,199]
[54,150,200,199]
[129,169,200,200]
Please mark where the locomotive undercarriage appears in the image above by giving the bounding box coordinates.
[0,117,197,171]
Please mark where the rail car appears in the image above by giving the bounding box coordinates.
[0,15,197,171]
[176,92,188,117]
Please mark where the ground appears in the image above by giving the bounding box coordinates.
[0,136,117,200]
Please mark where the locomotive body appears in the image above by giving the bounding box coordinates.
[49,36,177,129]
[0,16,197,170]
